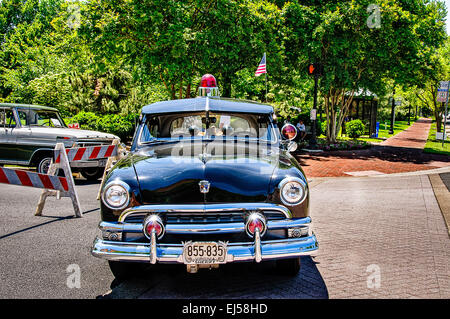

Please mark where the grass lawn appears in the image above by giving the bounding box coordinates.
[423,122,450,156]
[318,119,416,144]
[373,120,415,139]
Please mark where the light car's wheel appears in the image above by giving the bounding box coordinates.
[275,257,301,276]
[108,261,144,281]
[80,167,104,181]
[37,157,53,174]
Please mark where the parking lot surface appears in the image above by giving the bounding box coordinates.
[0,172,449,299]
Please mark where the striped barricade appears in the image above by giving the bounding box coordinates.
[54,144,118,163]
[0,167,69,192]
[96,139,123,200]
[52,141,123,201]
[0,142,82,218]
[35,142,82,218]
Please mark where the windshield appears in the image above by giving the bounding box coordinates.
[17,108,67,128]
[139,112,276,144]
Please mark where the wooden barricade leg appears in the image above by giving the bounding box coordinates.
[35,157,59,217]
[97,139,121,200]
[35,143,83,218]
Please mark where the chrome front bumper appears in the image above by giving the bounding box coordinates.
[91,215,318,264]
[70,158,107,168]
[91,234,318,263]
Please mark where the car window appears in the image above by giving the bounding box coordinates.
[170,115,204,137]
[17,110,28,126]
[140,112,274,143]
[0,109,17,128]
[18,109,66,128]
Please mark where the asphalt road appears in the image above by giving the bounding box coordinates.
[0,170,449,299]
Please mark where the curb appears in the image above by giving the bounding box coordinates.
[307,165,450,182]
[429,174,450,237]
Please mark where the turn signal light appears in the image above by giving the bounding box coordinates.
[143,215,165,240]
[245,213,267,237]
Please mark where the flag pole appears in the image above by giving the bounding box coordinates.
[265,52,267,103]
[265,72,268,103]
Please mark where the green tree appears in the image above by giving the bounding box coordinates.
[283,0,447,142]
[414,38,450,132]
[80,0,283,99]
[0,0,66,102]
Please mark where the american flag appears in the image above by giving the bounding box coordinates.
[255,53,267,76]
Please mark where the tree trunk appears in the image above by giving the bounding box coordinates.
[179,77,183,99]
[186,83,191,98]
[323,88,355,143]
[435,108,442,132]
[222,73,232,98]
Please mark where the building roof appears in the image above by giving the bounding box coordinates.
[346,89,378,100]
[0,103,58,111]
[142,97,274,115]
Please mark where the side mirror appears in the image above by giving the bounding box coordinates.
[281,124,297,140]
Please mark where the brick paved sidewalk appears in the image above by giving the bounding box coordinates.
[381,118,432,148]
[295,118,450,178]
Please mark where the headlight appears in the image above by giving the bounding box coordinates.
[102,181,130,210]
[279,177,307,206]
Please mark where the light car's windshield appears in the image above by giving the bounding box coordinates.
[139,112,276,144]
[16,108,67,128]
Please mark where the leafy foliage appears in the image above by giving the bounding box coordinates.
[346,119,366,138]
[0,0,448,142]
[68,111,137,142]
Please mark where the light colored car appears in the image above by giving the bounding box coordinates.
[0,103,119,180]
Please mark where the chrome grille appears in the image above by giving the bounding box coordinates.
[76,139,114,148]
[123,210,286,224]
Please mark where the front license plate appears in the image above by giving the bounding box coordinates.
[183,241,227,264]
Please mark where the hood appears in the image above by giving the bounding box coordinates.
[29,126,118,140]
[131,141,283,204]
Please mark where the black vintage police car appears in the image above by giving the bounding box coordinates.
[91,75,318,278]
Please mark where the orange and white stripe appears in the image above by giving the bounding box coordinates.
[0,167,69,192]
[54,144,118,163]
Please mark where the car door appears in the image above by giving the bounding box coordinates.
[0,107,18,163]
[14,108,35,164]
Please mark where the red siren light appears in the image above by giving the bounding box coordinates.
[198,74,220,97]
[200,74,217,88]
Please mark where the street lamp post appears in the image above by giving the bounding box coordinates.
[307,63,323,149]
[389,89,395,134]
[309,73,319,148]
[408,102,411,125]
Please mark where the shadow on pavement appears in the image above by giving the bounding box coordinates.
[74,179,102,186]
[0,208,99,240]
[97,256,328,299]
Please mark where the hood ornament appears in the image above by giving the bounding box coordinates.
[199,180,210,194]
[198,152,212,164]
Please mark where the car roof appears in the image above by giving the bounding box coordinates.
[141,97,274,115]
[0,103,58,112]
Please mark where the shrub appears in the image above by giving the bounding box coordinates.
[67,111,137,141]
[96,113,137,142]
[346,119,365,138]
[69,112,99,130]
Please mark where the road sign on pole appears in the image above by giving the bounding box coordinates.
[437,81,449,103]
[437,81,449,146]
